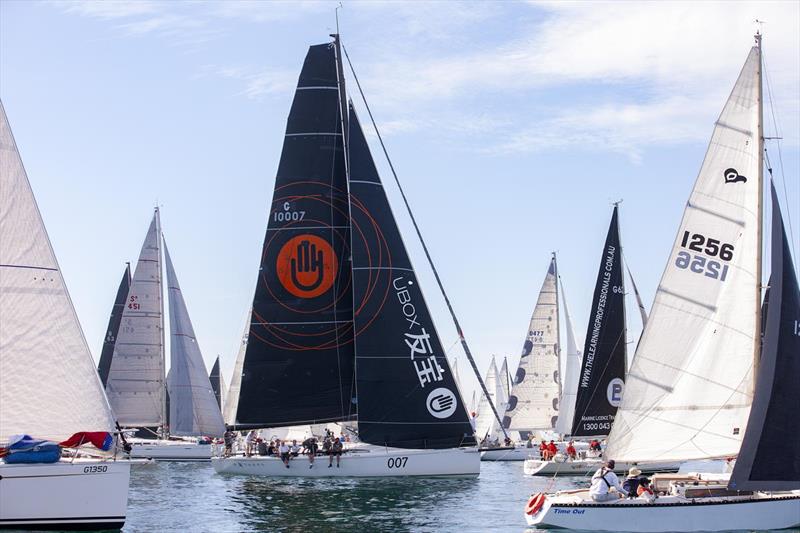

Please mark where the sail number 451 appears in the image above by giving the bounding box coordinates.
[675,231,734,282]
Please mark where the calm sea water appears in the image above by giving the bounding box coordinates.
[123,460,584,532]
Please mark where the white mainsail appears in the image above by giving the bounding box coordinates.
[504,258,561,434]
[223,313,249,426]
[606,46,761,462]
[554,282,583,436]
[105,209,166,428]
[164,243,225,437]
[475,356,503,441]
[0,101,116,443]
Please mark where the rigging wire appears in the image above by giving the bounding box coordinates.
[341,43,509,441]
[762,50,797,267]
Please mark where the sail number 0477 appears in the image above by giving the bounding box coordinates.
[675,231,734,282]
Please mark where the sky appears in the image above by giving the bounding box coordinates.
[1,0,798,406]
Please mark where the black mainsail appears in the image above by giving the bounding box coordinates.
[729,184,800,491]
[571,206,627,437]
[235,42,356,428]
[97,264,131,387]
[348,104,473,449]
[209,355,223,409]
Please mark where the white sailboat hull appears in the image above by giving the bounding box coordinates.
[525,492,800,531]
[524,457,682,476]
[0,458,131,530]
[212,446,479,478]
[480,446,538,461]
[127,438,213,461]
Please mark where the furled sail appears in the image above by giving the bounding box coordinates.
[349,104,473,449]
[475,357,502,442]
[503,258,561,437]
[729,184,800,491]
[98,264,131,387]
[554,281,583,436]
[571,207,627,437]
[105,209,166,428]
[209,355,225,410]
[235,43,356,429]
[606,46,761,462]
[164,243,226,437]
[0,101,115,442]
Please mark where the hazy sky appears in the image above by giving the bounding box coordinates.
[1,1,798,404]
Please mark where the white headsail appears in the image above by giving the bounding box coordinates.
[223,314,249,427]
[555,281,583,436]
[164,243,225,437]
[0,101,115,442]
[606,46,761,462]
[499,356,511,401]
[105,209,166,428]
[504,258,561,435]
[475,356,503,441]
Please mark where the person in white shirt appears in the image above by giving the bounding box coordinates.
[589,460,628,502]
[278,440,291,468]
[245,430,257,457]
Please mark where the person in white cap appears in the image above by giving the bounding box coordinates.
[589,459,628,502]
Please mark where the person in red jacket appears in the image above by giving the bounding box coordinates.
[539,440,548,460]
[566,440,577,460]
[547,440,558,459]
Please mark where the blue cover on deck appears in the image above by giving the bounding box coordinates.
[4,434,61,464]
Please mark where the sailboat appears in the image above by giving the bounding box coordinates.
[523,208,681,475]
[212,35,478,477]
[482,255,570,461]
[525,34,800,531]
[104,210,225,461]
[475,356,506,445]
[0,101,132,530]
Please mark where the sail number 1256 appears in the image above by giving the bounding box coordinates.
[675,231,734,282]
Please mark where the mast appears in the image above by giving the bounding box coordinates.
[753,30,764,389]
[552,252,562,408]
[155,207,167,438]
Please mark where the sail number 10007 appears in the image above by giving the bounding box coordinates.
[674,231,735,282]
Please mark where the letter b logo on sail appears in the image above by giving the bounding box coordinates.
[607,378,624,407]
[276,235,337,298]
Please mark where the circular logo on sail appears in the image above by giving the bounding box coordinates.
[276,234,337,298]
[607,378,624,407]
[426,387,457,419]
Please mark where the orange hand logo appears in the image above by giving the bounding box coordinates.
[276,235,337,298]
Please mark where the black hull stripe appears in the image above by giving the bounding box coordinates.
[0,517,125,531]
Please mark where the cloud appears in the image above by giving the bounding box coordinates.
[203,65,297,100]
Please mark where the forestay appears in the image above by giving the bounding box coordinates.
[0,101,115,442]
[503,258,561,436]
[729,184,800,491]
[235,43,356,429]
[571,207,627,437]
[349,104,473,449]
[98,264,131,387]
[606,47,761,462]
[554,281,583,436]
[105,210,166,428]
[164,244,225,437]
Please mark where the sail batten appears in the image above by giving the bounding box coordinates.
[0,101,115,443]
[606,47,761,462]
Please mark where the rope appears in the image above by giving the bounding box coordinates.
[341,44,509,441]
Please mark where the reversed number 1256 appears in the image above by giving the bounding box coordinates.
[675,231,733,282]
